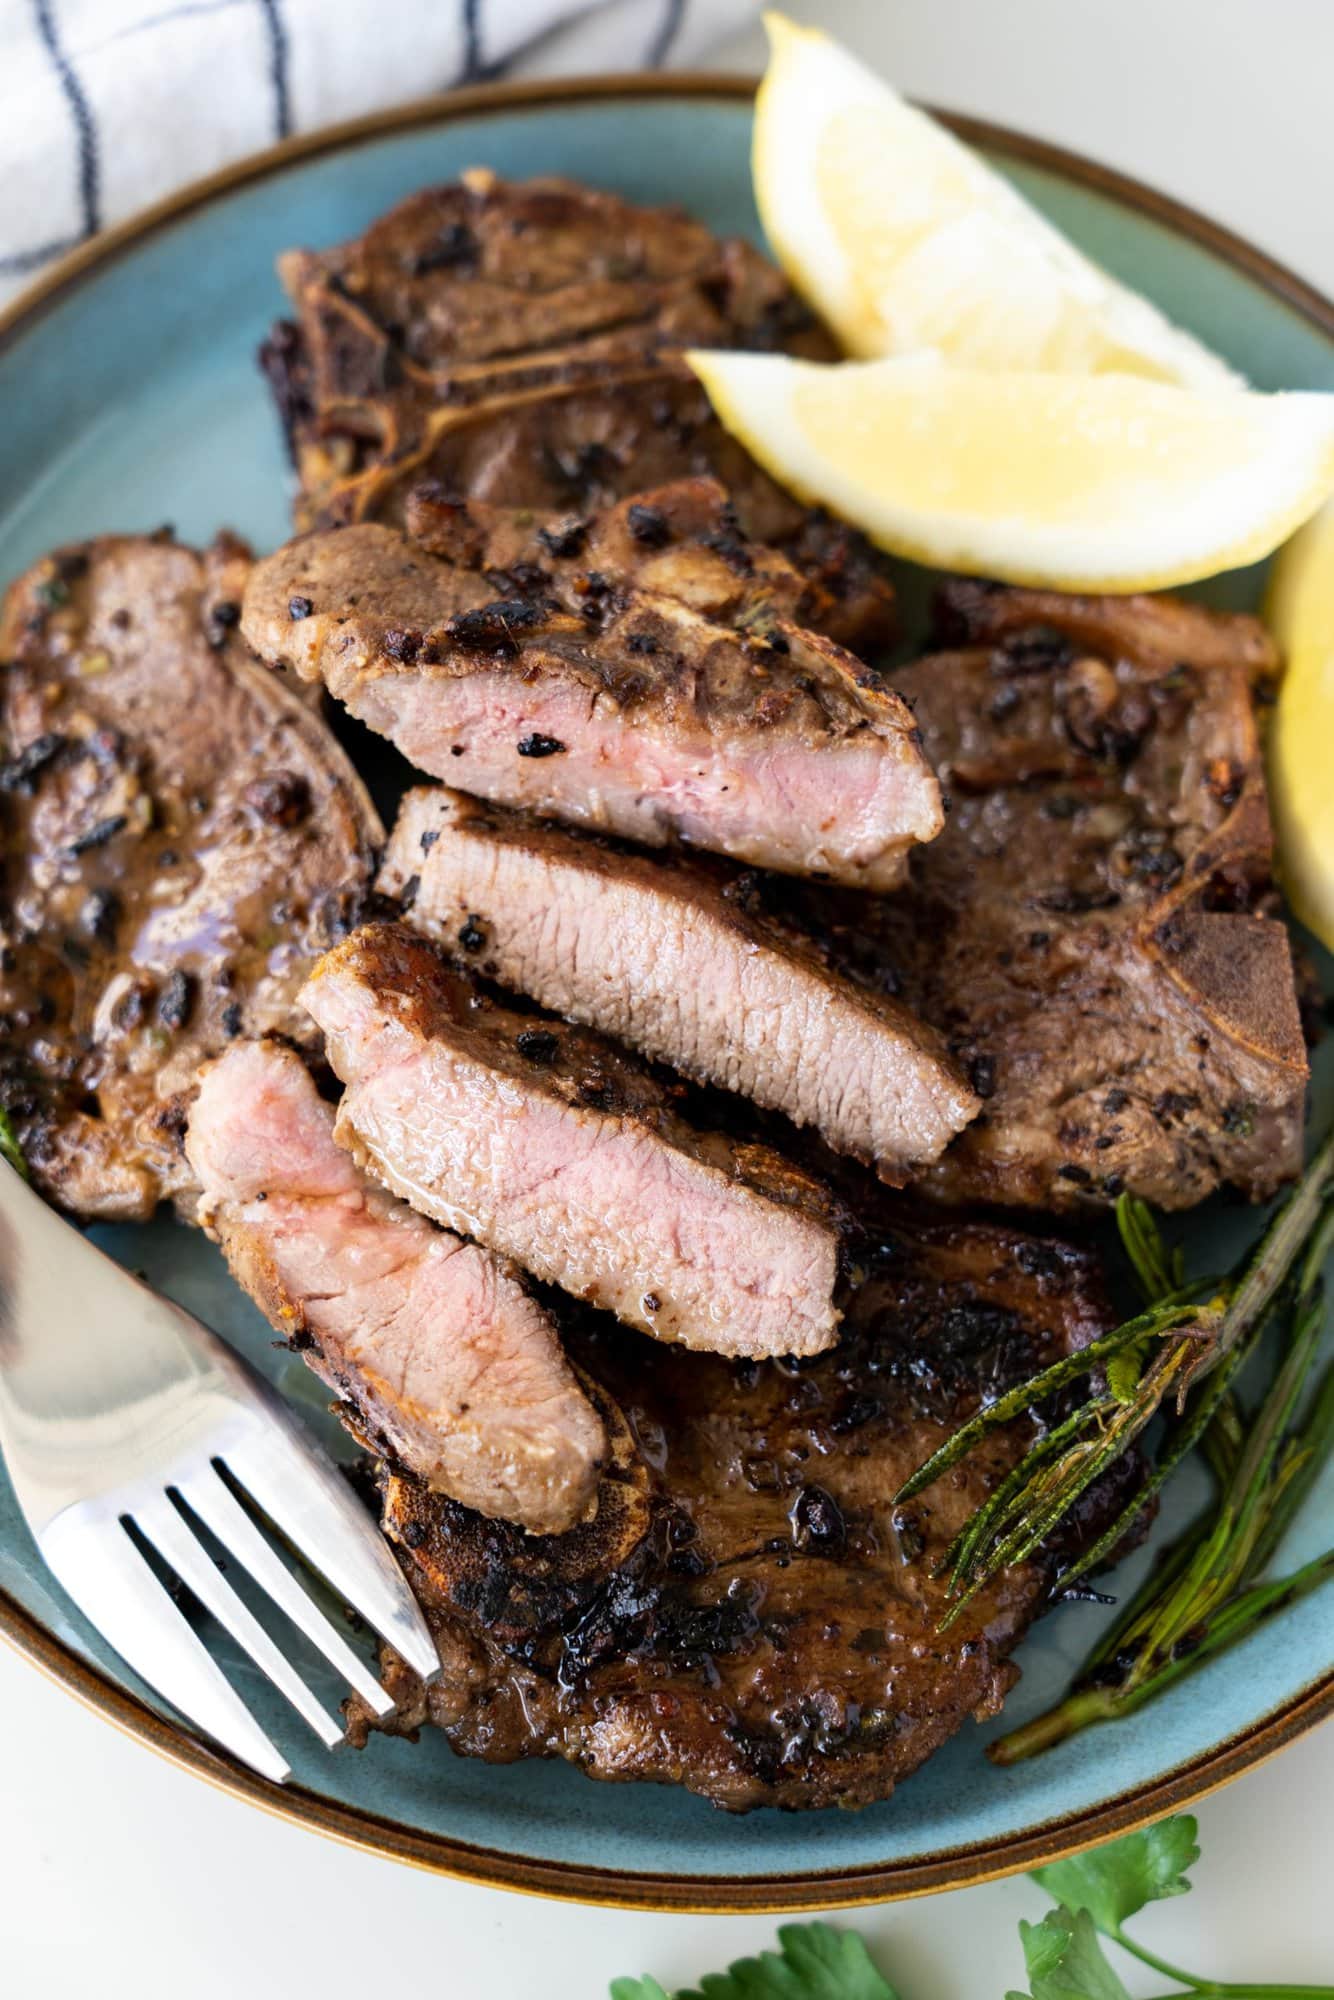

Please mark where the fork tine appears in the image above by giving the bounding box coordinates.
[131,1490,344,1750]
[176,1463,394,1718]
[40,1510,291,1782]
[225,1426,439,1682]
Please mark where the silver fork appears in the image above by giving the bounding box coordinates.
[0,1160,439,1781]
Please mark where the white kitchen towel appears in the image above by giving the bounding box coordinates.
[0,0,758,306]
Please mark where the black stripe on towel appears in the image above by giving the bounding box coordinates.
[257,0,292,139]
[32,0,101,238]
[460,0,484,80]
[647,0,686,67]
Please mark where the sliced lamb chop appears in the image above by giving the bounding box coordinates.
[379,787,978,1182]
[186,1041,603,1532]
[300,923,844,1358]
[260,172,896,654]
[240,502,941,888]
[787,579,1308,1210]
[348,1202,1139,1812]
[185,1040,604,1535]
[0,534,381,1220]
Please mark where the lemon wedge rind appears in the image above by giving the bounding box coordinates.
[1265,500,1334,951]
[754,12,1242,393]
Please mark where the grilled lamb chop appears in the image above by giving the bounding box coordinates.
[259,172,896,653]
[792,580,1307,1210]
[185,1040,605,1534]
[240,502,940,888]
[379,786,978,1181]
[300,923,845,1358]
[0,535,381,1220]
[349,1203,1128,1811]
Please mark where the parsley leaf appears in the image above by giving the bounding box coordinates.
[610,1924,899,2000]
[0,1108,27,1180]
[1006,1909,1131,2000]
[1031,1816,1198,1933]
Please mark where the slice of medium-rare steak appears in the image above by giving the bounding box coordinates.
[186,1040,604,1535]
[300,923,844,1358]
[259,172,896,655]
[379,787,979,1183]
[348,1204,1132,1812]
[0,535,382,1220]
[240,513,940,888]
[790,580,1307,1211]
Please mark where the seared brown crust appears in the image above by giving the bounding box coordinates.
[789,581,1306,1210]
[260,172,895,653]
[240,490,938,887]
[0,535,382,1219]
[348,1204,1125,1812]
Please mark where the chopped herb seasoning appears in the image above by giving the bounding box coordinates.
[409,221,477,275]
[382,627,422,662]
[626,503,670,547]
[0,732,65,794]
[537,518,589,559]
[968,1053,997,1099]
[447,598,538,656]
[81,887,120,942]
[516,1028,558,1065]
[157,969,195,1032]
[66,813,127,856]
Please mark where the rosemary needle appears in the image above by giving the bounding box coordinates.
[895,1127,1334,1625]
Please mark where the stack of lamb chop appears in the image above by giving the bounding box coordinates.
[0,176,1307,1809]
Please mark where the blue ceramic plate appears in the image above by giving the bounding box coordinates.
[1,76,1331,1911]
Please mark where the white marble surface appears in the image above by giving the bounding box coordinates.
[3,5,1332,1993]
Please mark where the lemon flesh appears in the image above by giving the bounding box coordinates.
[1267,500,1334,950]
[687,350,1334,594]
[755,12,1241,390]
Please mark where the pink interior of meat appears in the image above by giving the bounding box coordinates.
[185,1043,604,1529]
[305,974,839,1358]
[352,672,934,883]
[391,805,975,1172]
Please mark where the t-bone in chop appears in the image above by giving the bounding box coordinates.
[0,535,381,1220]
[186,1040,605,1535]
[380,786,979,1182]
[300,923,845,1358]
[259,172,896,654]
[240,489,940,888]
[349,1203,1129,1811]
[804,581,1307,1211]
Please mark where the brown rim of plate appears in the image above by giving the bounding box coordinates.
[1,69,1332,1913]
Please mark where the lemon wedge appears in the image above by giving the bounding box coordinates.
[686,350,1334,593]
[754,13,1241,390]
[1266,500,1334,950]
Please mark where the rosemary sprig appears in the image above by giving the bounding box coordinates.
[895,1128,1334,1625]
[0,1107,27,1180]
[988,1206,1334,1764]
